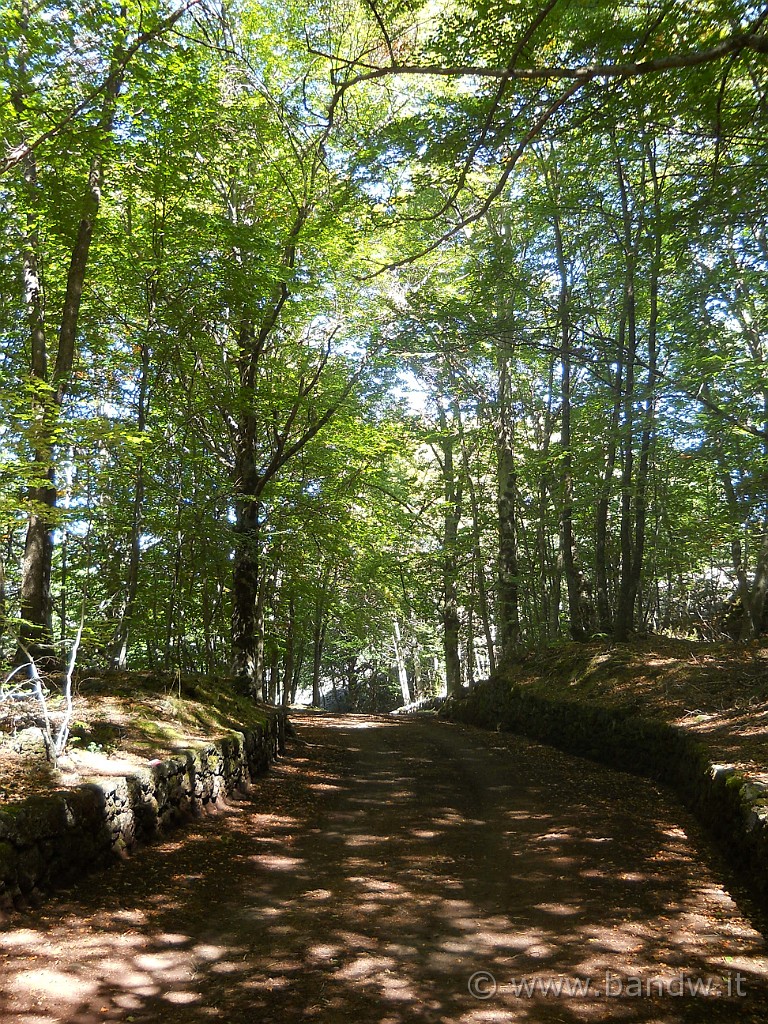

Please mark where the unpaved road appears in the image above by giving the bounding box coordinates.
[1,714,767,1023]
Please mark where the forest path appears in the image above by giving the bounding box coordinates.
[1,714,767,1024]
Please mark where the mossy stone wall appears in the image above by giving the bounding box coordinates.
[442,682,768,919]
[0,717,282,910]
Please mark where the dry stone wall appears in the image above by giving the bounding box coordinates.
[0,718,281,910]
[441,683,768,922]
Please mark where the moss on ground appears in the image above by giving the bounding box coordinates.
[0,671,277,804]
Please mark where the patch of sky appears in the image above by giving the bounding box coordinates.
[392,367,429,414]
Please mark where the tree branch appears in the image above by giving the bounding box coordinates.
[330,21,768,99]
[1,0,205,177]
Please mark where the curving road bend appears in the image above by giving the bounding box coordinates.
[1,713,767,1023]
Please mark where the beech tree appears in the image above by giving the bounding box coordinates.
[0,0,766,708]
[1,0,211,662]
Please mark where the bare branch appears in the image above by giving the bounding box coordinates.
[55,612,84,758]
[330,22,768,101]
[362,0,395,65]
[17,642,55,763]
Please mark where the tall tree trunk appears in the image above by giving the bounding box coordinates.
[281,597,295,708]
[232,315,264,683]
[392,620,412,705]
[437,401,464,697]
[496,357,521,656]
[232,496,262,680]
[164,495,185,671]
[411,637,423,701]
[613,146,641,643]
[267,646,280,704]
[232,422,271,699]
[0,544,7,651]
[311,595,327,707]
[228,199,356,691]
[614,286,637,641]
[462,441,496,674]
[252,574,267,700]
[628,154,662,633]
[595,350,623,634]
[292,643,305,704]
[111,337,151,668]
[465,565,477,686]
[535,358,557,643]
[551,205,590,640]
[14,4,126,663]
[230,207,305,685]
[14,0,54,662]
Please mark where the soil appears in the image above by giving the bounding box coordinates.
[499,638,768,787]
[0,671,271,804]
[1,714,767,1023]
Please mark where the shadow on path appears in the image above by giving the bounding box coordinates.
[1,715,767,1023]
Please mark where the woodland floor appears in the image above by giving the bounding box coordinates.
[0,672,272,805]
[1,714,768,1023]
[496,638,768,788]
[1,638,766,804]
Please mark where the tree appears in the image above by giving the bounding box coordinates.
[2,0,209,662]
[2,0,768,699]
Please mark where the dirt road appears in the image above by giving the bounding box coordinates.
[1,714,767,1023]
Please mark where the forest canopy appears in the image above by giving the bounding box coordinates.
[0,0,767,710]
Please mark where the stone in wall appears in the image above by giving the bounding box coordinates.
[0,716,283,911]
[441,684,768,920]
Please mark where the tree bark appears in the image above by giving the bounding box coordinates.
[613,144,642,642]
[111,336,151,668]
[551,201,590,640]
[496,356,521,656]
[0,542,7,650]
[627,150,662,635]
[392,619,412,705]
[535,358,558,642]
[461,436,496,674]
[595,349,623,633]
[437,401,464,697]
[232,493,262,679]
[14,0,55,662]
[281,597,295,708]
[14,4,126,662]
[311,593,328,708]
